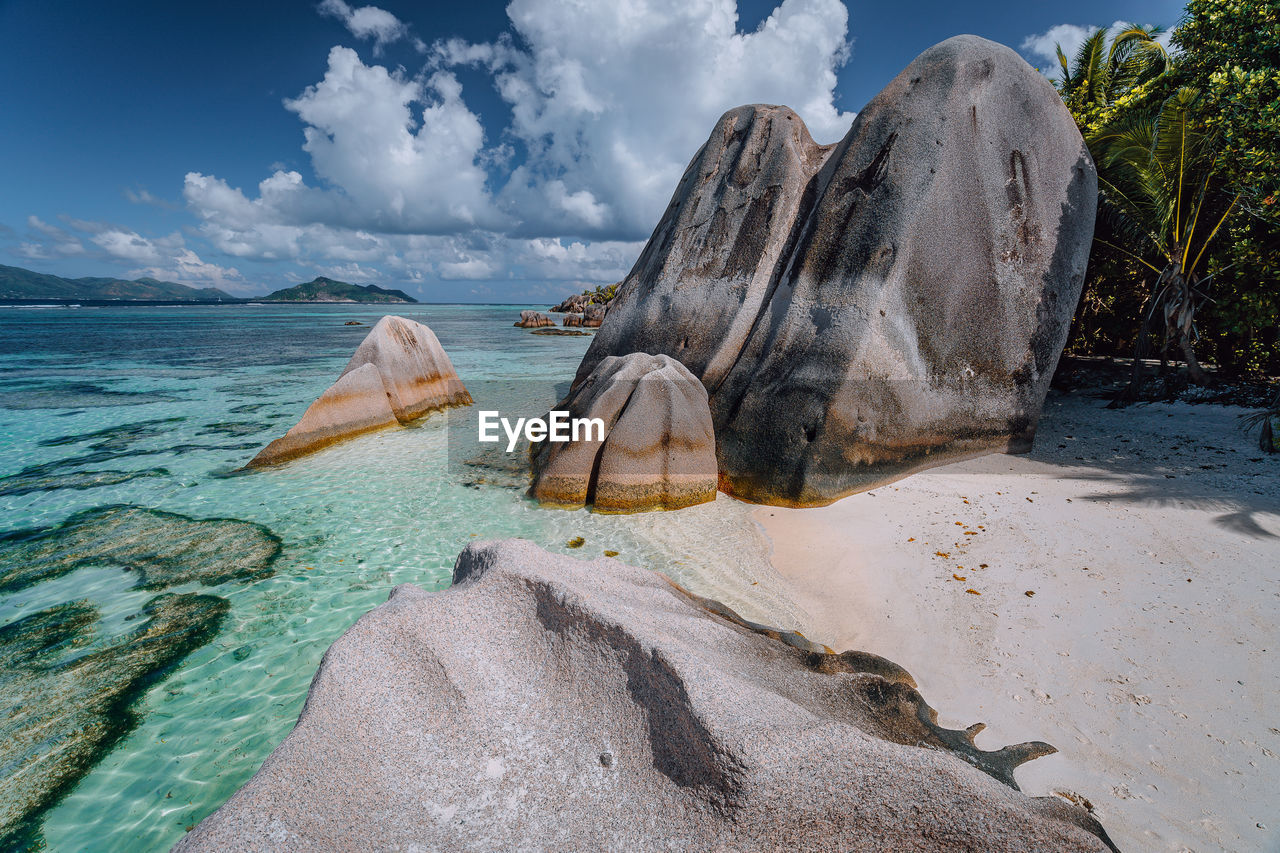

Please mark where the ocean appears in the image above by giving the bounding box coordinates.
[0,303,797,852]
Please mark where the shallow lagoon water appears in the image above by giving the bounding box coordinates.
[0,303,798,851]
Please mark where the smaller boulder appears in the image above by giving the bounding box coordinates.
[530,353,717,512]
[248,316,470,467]
[581,303,606,328]
[562,313,585,327]
[514,310,554,328]
[550,293,590,313]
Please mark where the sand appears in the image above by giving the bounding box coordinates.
[755,391,1279,853]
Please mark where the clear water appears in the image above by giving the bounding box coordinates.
[0,303,799,852]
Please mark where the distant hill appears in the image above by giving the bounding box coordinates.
[0,263,235,301]
[259,277,417,303]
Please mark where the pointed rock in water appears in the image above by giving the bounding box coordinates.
[0,593,229,850]
[530,353,717,512]
[514,310,554,328]
[176,539,1114,852]
[249,315,472,466]
[578,36,1097,506]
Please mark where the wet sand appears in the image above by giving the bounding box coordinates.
[755,392,1280,853]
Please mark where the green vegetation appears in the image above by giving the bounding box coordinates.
[0,263,234,301]
[260,276,417,303]
[581,282,619,304]
[1056,0,1279,380]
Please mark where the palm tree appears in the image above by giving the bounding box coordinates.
[1056,24,1172,119]
[1091,87,1241,398]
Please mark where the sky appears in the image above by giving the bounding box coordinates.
[0,0,1185,301]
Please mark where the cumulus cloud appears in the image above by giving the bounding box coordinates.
[317,0,416,54]
[440,0,855,239]
[175,0,856,295]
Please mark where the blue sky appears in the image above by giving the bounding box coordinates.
[0,0,1183,301]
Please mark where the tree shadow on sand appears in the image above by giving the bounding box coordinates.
[1062,468,1278,539]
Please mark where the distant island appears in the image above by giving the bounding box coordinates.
[258,277,416,304]
[0,263,234,301]
[0,265,418,305]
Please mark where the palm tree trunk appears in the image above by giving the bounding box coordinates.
[1171,269,1210,386]
[1179,333,1209,385]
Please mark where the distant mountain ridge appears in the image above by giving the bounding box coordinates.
[0,264,236,301]
[258,277,417,303]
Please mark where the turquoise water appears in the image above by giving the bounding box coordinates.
[0,304,797,851]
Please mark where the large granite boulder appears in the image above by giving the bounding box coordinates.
[249,316,470,466]
[529,353,717,512]
[578,36,1097,506]
[176,539,1114,852]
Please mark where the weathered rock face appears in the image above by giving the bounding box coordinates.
[176,539,1114,853]
[582,303,607,327]
[249,316,470,466]
[578,36,1097,506]
[514,310,554,328]
[529,353,717,512]
[551,292,593,313]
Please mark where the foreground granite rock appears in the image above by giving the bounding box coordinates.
[578,36,1097,505]
[176,539,1114,852]
[530,353,717,512]
[249,315,470,466]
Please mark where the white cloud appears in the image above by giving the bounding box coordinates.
[284,49,498,230]
[24,216,85,256]
[124,187,178,209]
[174,0,857,295]
[129,248,246,292]
[1021,24,1094,69]
[448,0,855,239]
[1022,21,1174,78]
[317,0,411,54]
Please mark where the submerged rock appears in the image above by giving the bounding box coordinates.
[578,36,1096,506]
[0,466,169,498]
[0,593,229,850]
[249,315,471,466]
[177,539,1114,852]
[531,328,590,336]
[514,310,554,328]
[0,504,280,593]
[530,353,717,512]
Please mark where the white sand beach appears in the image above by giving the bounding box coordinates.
[755,392,1280,853]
